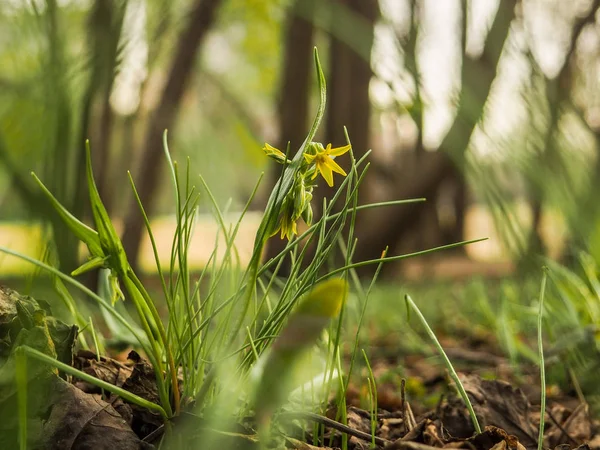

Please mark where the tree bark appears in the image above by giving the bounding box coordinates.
[352,0,516,272]
[316,0,379,206]
[524,0,599,267]
[121,0,223,271]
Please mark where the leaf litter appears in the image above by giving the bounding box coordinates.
[1,284,599,449]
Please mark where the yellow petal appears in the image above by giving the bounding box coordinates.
[327,144,351,157]
[318,163,334,187]
[326,157,347,176]
[304,153,316,163]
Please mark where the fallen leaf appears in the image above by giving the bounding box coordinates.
[41,377,153,450]
[440,374,537,447]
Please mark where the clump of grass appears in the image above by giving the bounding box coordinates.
[1,47,484,448]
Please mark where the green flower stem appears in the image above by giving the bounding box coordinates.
[17,345,169,420]
[229,48,328,351]
[404,294,482,434]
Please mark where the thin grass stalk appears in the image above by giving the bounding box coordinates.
[256,197,425,278]
[320,238,487,282]
[166,151,196,388]
[121,275,173,416]
[362,349,377,449]
[89,316,103,359]
[323,134,361,414]
[173,163,195,367]
[404,294,482,434]
[127,173,169,308]
[345,246,387,390]
[537,268,548,450]
[17,346,169,420]
[127,271,181,414]
[128,171,187,370]
[15,347,27,450]
[177,187,199,389]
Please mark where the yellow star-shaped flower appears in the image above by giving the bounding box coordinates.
[303,143,351,187]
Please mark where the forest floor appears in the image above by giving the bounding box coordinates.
[1,278,598,450]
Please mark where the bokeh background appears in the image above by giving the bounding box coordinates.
[1,0,599,282]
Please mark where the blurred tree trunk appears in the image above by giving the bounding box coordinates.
[352,0,516,274]
[88,0,124,214]
[290,0,378,273]
[316,0,379,206]
[80,0,126,290]
[444,0,469,250]
[121,0,223,272]
[262,0,315,273]
[560,0,600,264]
[525,0,598,266]
[0,0,89,274]
[43,0,80,273]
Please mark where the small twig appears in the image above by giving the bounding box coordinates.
[383,440,441,450]
[142,424,165,443]
[278,411,391,447]
[560,403,588,440]
[400,378,407,434]
[545,406,579,446]
[405,402,417,432]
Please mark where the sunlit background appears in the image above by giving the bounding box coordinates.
[1,0,599,279]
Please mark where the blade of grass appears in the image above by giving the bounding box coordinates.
[537,268,548,450]
[318,238,488,282]
[17,345,169,420]
[15,347,27,450]
[362,349,377,449]
[404,294,482,434]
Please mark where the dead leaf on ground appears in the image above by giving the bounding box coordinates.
[73,349,132,394]
[545,403,592,448]
[440,374,537,447]
[285,436,335,449]
[41,377,153,450]
[120,350,164,439]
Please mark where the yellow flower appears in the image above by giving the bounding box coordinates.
[278,213,298,240]
[303,143,351,187]
[270,198,299,240]
[263,143,288,164]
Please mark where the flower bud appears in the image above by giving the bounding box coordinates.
[301,204,313,225]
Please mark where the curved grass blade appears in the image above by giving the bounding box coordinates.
[404,294,482,434]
